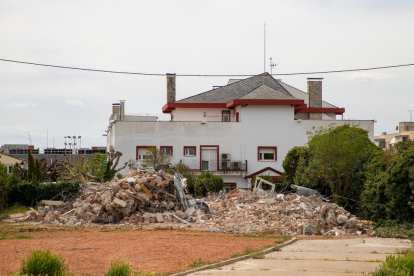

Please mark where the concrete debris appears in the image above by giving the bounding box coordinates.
[196,189,373,236]
[5,169,373,237]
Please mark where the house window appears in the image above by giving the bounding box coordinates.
[6,166,11,174]
[184,146,196,157]
[377,139,386,149]
[236,112,240,122]
[160,146,173,156]
[136,146,155,161]
[258,147,277,161]
[222,110,231,122]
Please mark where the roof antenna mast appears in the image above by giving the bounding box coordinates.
[264,22,266,72]
[270,57,277,75]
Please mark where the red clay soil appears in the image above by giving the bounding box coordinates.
[0,226,280,275]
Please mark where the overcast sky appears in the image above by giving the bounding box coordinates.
[1,0,414,149]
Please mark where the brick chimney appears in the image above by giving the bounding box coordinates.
[308,78,323,120]
[166,73,176,103]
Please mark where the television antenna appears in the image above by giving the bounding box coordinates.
[270,57,278,75]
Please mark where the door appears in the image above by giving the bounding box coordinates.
[200,145,219,171]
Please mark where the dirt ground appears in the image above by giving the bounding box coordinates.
[0,223,284,275]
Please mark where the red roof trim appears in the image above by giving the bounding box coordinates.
[296,107,345,114]
[226,99,304,109]
[244,167,284,179]
[162,103,227,113]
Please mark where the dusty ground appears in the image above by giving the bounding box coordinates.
[0,223,284,275]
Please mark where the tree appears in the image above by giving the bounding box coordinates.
[359,151,392,221]
[284,125,379,212]
[282,146,310,184]
[27,151,35,182]
[383,146,414,221]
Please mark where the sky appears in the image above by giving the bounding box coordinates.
[1,0,414,150]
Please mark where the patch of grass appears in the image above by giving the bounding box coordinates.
[21,250,68,276]
[252,252,266,259]
[0,231,32,240]
[188,258,213,268]
[0,204,30,220]
[375,222,414,240]
[104,261,132,276]
[373,246,414,275]
[231,247,263,258]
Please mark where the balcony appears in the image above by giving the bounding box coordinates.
[179,159,247,176]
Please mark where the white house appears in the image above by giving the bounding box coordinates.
[106,73,374,189]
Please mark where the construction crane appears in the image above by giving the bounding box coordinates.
[27,131,33,146]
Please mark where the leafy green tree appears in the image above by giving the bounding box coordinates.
[359,151,392,220]
[282,146,310,184]
[284,125,379,212]
[86,153,107,182]
[383,147,414,221]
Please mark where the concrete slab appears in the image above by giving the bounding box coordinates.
[190,237,412,276]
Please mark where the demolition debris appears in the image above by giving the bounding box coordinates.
[4,169,373,236]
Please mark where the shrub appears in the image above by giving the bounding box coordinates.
[21,250,67,276]
[8,181,81,206]
[373,247,414,275]
[194,173,224,197]
[104,261,132,276]
[0,164,10,211]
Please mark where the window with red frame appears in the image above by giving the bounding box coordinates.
[160,146,173,156]
[183,146,196,157]
[257,147,277,161]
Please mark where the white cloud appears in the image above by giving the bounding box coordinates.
[65,99,85,107]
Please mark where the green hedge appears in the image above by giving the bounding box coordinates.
[8,182,81,206]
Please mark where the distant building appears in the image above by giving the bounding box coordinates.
[374,122,414,149]
[0,144,39,154]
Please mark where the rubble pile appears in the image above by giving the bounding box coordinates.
[4,169,373,236]
[200,189,373,236]
[34,169,207,225]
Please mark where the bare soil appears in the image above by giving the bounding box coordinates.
[0,224,283,275]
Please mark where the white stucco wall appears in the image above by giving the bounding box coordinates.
[108,105,374,188]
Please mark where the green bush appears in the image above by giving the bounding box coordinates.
[373,247,414,276]
[21,250,68,276]
[0,164,10,211]
[284,125,379,212]
[8,181,81,206]
[104,261,132,276]
[194,172,224,197]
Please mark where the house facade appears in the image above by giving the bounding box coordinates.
[0,152,26,174]
[374,121,414,149]
[107,73,374,189]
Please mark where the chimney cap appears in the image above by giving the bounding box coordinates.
[166,73,176,76]
[307,77,323,80]
[112,103,120,106]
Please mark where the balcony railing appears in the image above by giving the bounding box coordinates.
[179,159,247,175]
